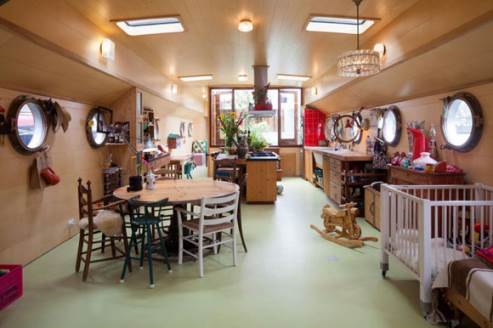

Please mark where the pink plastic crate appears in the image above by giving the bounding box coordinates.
[0,265,23,310]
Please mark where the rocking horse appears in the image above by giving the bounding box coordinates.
[310,202,378,249]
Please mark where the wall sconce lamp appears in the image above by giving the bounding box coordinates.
[373,43,386,57]
[100,38,115,60]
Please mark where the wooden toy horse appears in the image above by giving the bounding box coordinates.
[310,202,378,249]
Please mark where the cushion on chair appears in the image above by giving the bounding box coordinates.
[183,219,233,233]
[79,210,123,237]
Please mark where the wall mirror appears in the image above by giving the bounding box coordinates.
[8,96,49,154]
[441,92,483,152]
[334,114,361,143]
[382,106,402,147]
[86,107,111,148]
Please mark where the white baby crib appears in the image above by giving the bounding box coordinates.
[380,183,493,314]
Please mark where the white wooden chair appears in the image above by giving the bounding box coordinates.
[177,191,240,277]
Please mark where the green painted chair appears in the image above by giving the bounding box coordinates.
[120,198,172,288]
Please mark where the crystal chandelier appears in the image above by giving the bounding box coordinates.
[337,0,380,77]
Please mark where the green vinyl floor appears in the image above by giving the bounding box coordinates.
[0,178,434,328]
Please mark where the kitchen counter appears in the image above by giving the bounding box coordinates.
[304,146,372,161]
[304,146,384,207]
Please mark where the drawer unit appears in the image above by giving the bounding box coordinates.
[389,166,465,185]
[329,181,342,204]
[329,158,342,173]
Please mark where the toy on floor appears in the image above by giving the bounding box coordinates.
[310,202,378,249]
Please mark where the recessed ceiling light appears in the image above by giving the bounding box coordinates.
[306,15,375,34]
[238,19,253,32]
[179,75,213,82]
[113,16,184,36]
[277,74,311,82]
[238,74,248,81]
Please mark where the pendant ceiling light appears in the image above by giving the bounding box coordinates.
[337,0,380,77]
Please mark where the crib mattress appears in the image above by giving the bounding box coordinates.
[391,229,468,277]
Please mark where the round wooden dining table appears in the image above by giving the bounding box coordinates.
[113,178,243,254]
[113,178,239,204]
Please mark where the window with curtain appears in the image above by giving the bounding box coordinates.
[210,87,302,147]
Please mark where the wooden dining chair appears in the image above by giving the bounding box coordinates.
[75,178,131,282]
[120,198,172,288]
[177,191,240,277]
[213,158,248,252]
[157,160,182,180]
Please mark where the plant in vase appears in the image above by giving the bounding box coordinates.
[248,130,268,152]
[218,112,244,153]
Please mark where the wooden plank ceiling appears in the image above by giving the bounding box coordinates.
[66,0,419,86]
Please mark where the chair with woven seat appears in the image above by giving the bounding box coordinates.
[120,198,172,288]
[213,158,248,252]
[177,191,240,277]
[75,178,131,282]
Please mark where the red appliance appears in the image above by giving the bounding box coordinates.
[304,108,326,146]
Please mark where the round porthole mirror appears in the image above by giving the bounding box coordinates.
[334,114,361,143]
[382,106,401,147]
[441,92,483,152]
[86,108,109,148]
[8,96,49,154]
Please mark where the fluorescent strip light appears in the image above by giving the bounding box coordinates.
[306,16,375,34]
[238,74,248,82]
[114,16,184,36]
[277,74,311,82]
[179,75,213,82]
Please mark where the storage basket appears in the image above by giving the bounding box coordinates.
[0,264,23,310]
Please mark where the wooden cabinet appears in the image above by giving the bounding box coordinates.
[389,166,465,185]
[328,158,343,204]
[304,149,313,182]
[304,147,384,209]
[246,160,277,203]
[364,186,381,230]
[322,156,331,196]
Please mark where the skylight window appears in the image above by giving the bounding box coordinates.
[114,16,184,36]
[306,16,375,34]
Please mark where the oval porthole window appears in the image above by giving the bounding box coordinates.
[86,108,108,148]
[441,92,483,152]
[382,106,401,147]
[8,97,49,154]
